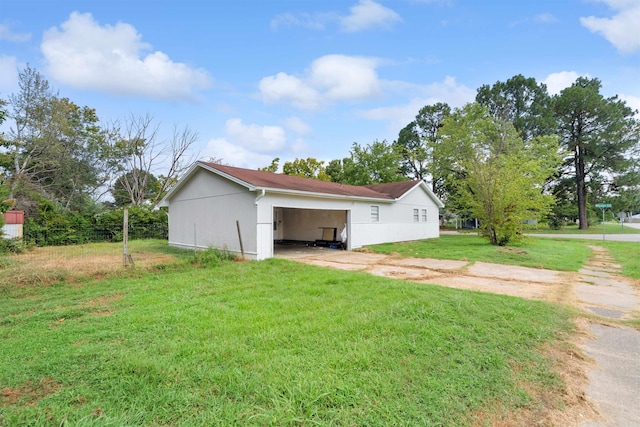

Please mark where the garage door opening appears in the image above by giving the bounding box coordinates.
[273,207,348,256]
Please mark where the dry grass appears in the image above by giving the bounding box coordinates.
[1,240,180,289]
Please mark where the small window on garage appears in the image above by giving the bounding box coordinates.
[421,209,427,222]
[413,208,419,222]
[371,205,379,222]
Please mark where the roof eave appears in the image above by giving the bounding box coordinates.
[256,186,394,203]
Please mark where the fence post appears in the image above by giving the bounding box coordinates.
[236,220,245,259]
[193,223,197,255]
[123,207,129,267]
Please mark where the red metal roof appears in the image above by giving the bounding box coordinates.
[201,162,419,200]
[3,210,24,225]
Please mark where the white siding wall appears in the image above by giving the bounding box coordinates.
[350,186,440,248]
[167,169,258,257]
[1,224,22,239]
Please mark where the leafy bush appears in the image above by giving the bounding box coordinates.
[94,206,168,241]
[0,237,28,254]
[23,203,168,247]
[548,216,564,230]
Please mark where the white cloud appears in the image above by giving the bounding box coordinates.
[225,118,287,153]
[270,12,335,31]
[360,76,475,132]
[284,117,312,136]
[339,0,402,32]
[270,0,400,33]
[201,119,314,168]
[580,0,640,54]
[259,72,322,110]
[620,94,640,116]
[543,71,589,95]
[360,98,435,132]
[0,55,19,92]
[0,24,31,42]
[202,137,275,169]
[40,12,212,100]
[259,54,382,110]
[311,55,382,100]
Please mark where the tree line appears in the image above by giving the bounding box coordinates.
[1,67,638,247]
[0,65,197,244]
[260,75,639,245]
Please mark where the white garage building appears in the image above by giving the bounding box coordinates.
[160,161,444,260]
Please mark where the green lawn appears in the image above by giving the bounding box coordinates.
[367,234,593,271]
[525,222,640,235]
[600,241,640,279]
[0,258,572,426]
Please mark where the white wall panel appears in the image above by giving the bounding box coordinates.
[167,169,258,257]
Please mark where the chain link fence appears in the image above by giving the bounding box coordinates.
[22,224,168,247]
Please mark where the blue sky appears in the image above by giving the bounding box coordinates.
[1,0,639,171]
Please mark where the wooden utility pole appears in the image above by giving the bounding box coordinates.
[123,207,129,266]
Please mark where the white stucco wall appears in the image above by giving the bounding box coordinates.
[1,224,22,239]
[348,186,440,248]
[166,169,258,257]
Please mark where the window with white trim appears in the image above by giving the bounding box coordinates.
[421,209,427,222]
[413,208,419,222]
[371,205,379,222]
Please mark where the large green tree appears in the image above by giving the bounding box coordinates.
[554,77,640,228]
[476,74,555,142]
[339,140,404,185]
[394,103,451,195]
[258,158,280,173]
[282,157,330,181]
[438,103,560,245]
[110,169,160,208]
[4,65,110,211]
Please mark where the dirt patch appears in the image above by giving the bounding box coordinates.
[1,378,62,407]
[498,247,528,255]
[81,293,125,307]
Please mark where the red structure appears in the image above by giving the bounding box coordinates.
[3,210,24,224]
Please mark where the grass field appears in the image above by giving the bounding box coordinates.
[0,246,574,426]
[524,222,640,235]
[366,234,594,271]
[600,240,640,280]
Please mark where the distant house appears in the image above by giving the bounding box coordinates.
[160,161,444,260]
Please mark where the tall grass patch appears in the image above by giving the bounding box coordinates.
[0,259,572,426]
